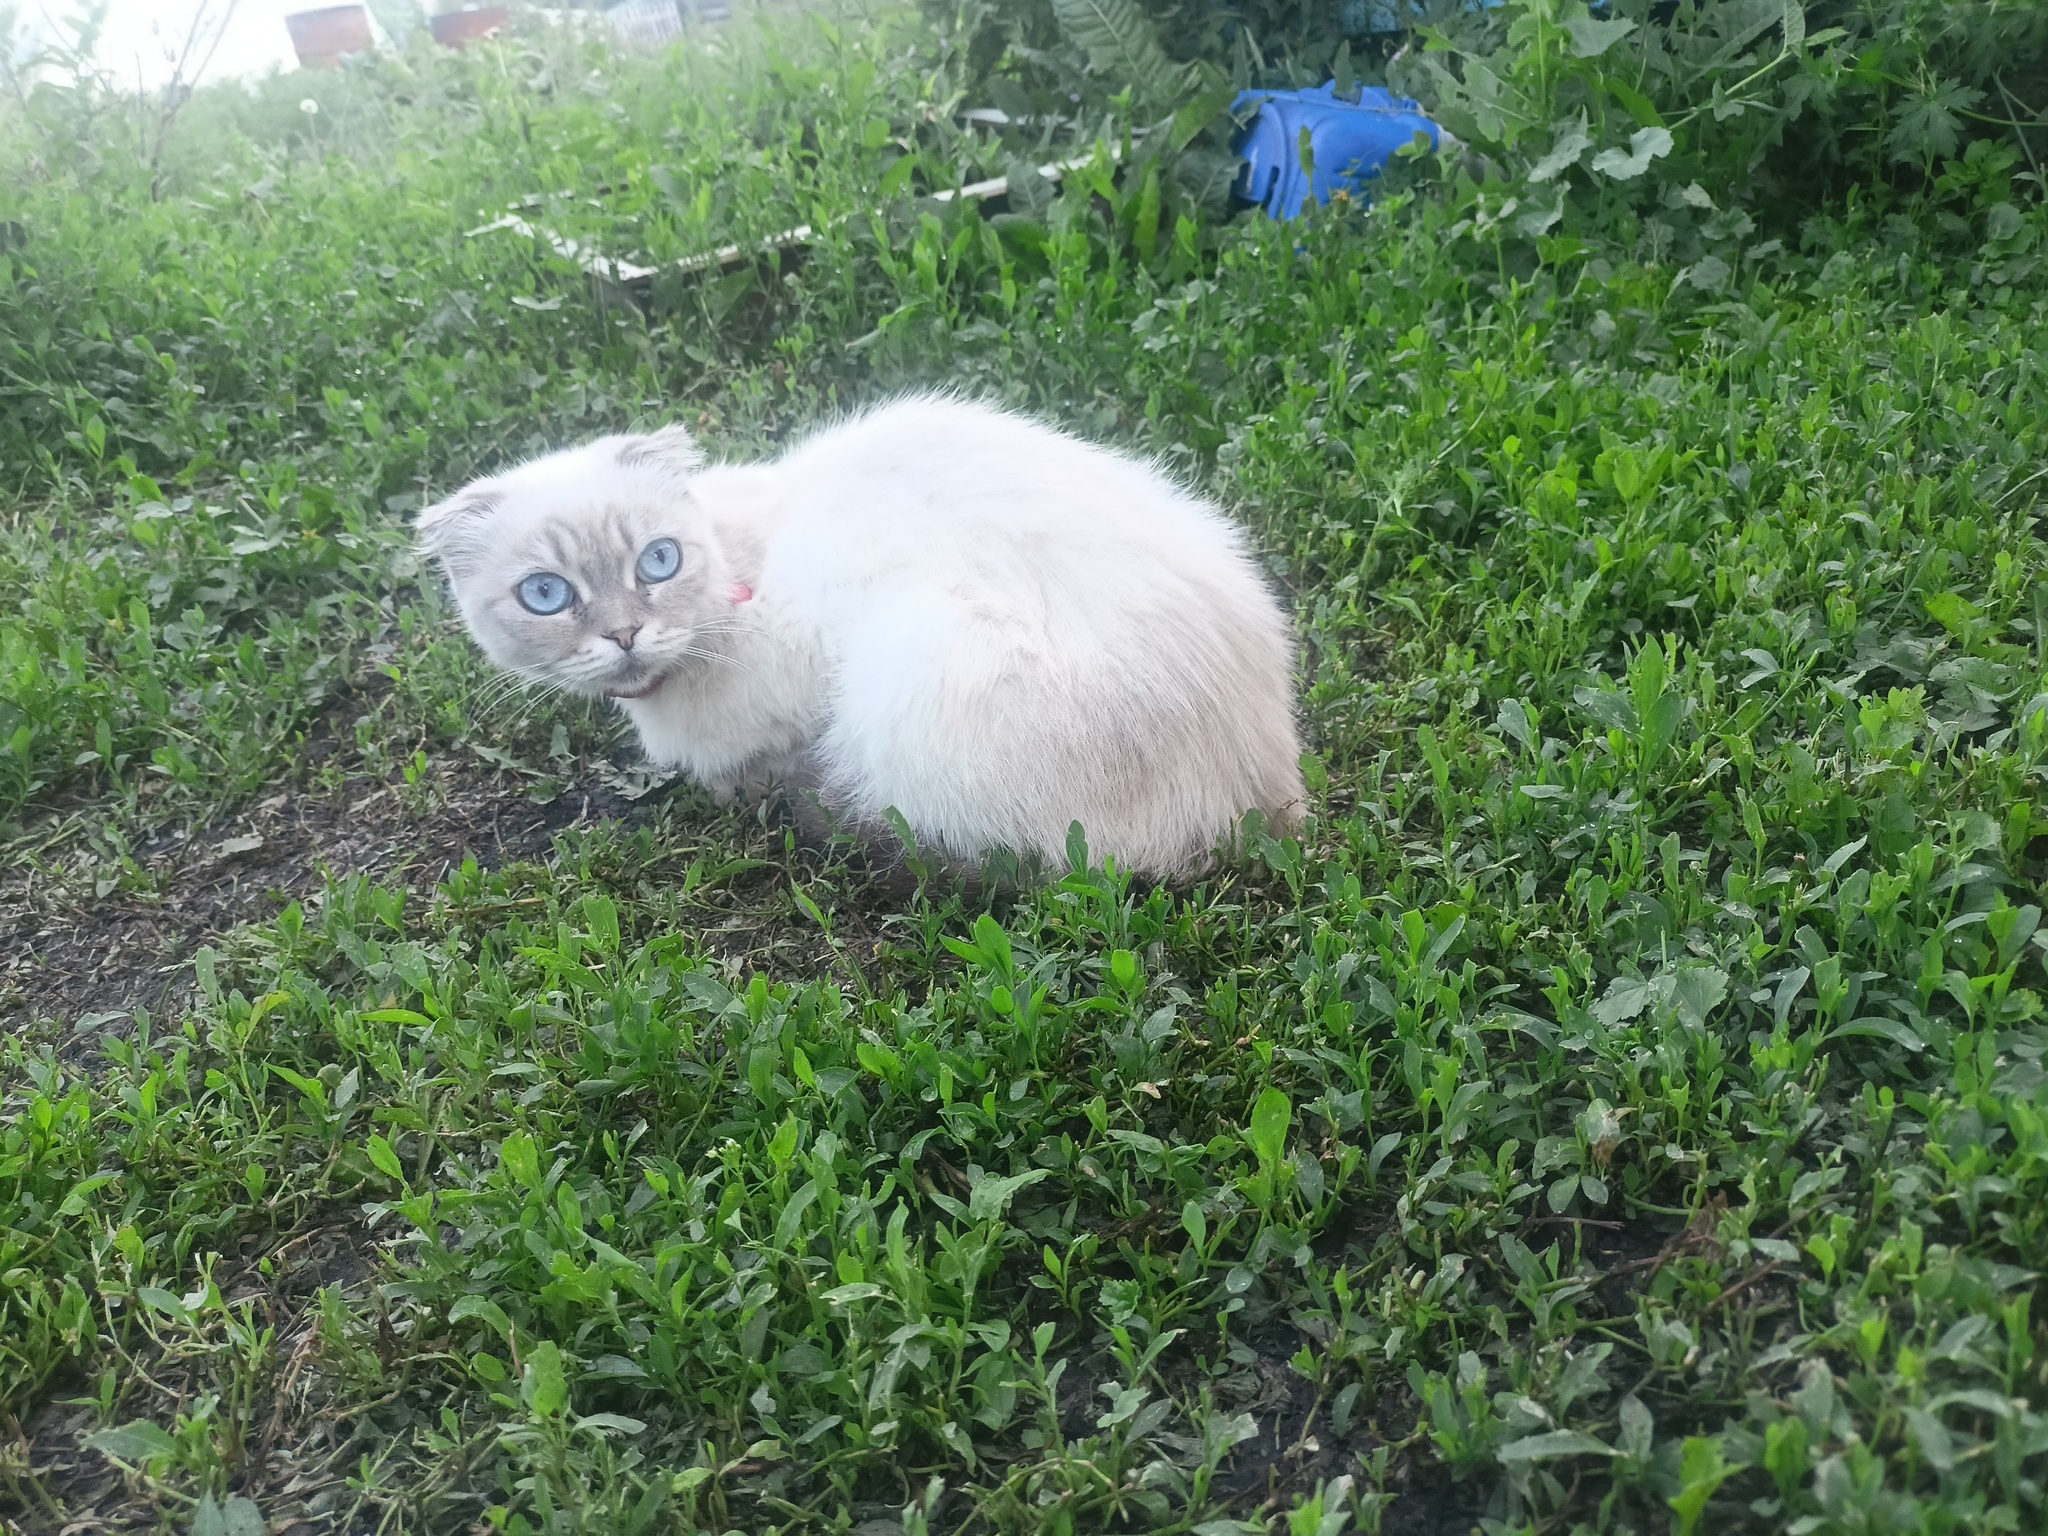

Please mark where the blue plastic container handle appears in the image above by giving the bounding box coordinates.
[1231,82,1446,221]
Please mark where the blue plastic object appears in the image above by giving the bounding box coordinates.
[1231,83,1445,221]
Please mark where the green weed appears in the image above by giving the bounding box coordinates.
[3,1,2048,1531]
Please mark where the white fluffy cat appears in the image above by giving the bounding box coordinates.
[418,396,1303,875]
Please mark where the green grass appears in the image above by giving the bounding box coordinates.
[4,3,2048,1533]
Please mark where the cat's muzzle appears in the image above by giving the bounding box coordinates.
[604,673,668,701]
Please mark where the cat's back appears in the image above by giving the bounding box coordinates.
[761,393,1253,651]
[780,396,1226,543]
[764,397,1303,869]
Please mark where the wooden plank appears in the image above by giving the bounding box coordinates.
[466,145,1116,288]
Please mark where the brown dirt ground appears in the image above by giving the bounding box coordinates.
[4,1217,387,1536]
[0,764,658,1046]
[0,755,669,1535]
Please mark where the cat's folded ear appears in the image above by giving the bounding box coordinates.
[614,423,704,475]
[415,483,501,571]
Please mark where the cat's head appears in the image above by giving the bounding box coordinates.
[417,425,741,701]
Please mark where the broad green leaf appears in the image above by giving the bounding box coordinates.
[1246,1087,1291,1172]
[1606,77,1665,127]
[366,1133,404,1182]
[1781,0,1805,52]
[191,1492,268,1536]
[1831,1016,1926,1052]
[766,1113,800,1169]
[576,1412,646,1436]
[1670,964,1728,1030]
[1496,697,1537,749]
[822,1281,886,1305]
[774,1177,823,1246]
[450,1294,514,1340]
[1563,16,1635,56]
[1590,126,1673,180]
[524,1340,569,1417]
[83,1420,178,1463]
[1669,1437,1742,1535]
[1592,975,1652,1027]
[1497,1428,1615,1461]
[137,1285,190,1319]
[968,1166,1050,1222]
[57,1171,117,1217]
[1172,72,1238,153]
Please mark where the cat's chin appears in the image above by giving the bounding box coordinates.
[603,674,669,702]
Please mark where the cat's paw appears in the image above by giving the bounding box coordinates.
[708,767,780,807]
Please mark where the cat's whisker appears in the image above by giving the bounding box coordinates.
[476,670,532,705]
[474,670,551,717]
[672,647,754,677]
[469,679,518,717]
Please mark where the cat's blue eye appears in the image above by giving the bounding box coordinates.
[636,537,681,584]
[516,572,575,615]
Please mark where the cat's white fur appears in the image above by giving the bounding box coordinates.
[418,396,1303,875]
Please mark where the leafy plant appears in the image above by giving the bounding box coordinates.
[3,1,2048,1533]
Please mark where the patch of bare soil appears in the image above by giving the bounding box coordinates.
[0,763,657,1041]
[2,1219,386,1536]
[1202,1334,1480,1532]
[1037,1306,1476,1530]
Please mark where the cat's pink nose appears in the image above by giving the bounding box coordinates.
[606,625,640,651]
